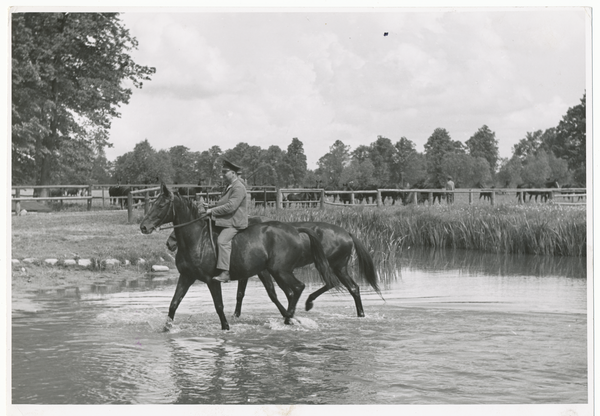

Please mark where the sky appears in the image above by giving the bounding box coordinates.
[104,8,589,170]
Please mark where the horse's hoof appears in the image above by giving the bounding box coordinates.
[305,300,314,312]
[162,318,173,332]
[222,323,230,330]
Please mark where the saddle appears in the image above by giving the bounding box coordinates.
[166,215,268,252]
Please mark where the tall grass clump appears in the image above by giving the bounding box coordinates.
[252,203,586,257]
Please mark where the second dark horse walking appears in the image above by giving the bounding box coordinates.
[139,183,339,330]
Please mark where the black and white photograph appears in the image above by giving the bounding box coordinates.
[7,5,592,416]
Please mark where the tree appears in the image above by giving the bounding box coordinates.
[369,136,397,187]
[466,125,499,173]
[352,145,371,163]
[169,145,197,184]
[394,137,419,187]
[341,159,376,189]
[402,152,428,187]
[513,128,559,163]
[441,154,492,188]
[551,92,586,184]
[259,145,286,186]
[195,146,222,186]
[90,148,112,184]
[497,156,523,188]
[424,128,455,185]
[316,140,350,189]
[11,12,155,191]
[285,138,307,186]
[113,139,173,184]
[521,150,551,187]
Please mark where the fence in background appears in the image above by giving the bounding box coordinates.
[11,184,587,220]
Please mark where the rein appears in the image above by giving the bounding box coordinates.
[157,196,216,253]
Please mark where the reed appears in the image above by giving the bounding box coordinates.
[253,203,586,257]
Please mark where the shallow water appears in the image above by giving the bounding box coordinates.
[11,248,588,405]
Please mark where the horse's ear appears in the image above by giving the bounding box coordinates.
[161,182,172,196]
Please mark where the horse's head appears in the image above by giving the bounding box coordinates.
[140,183,174,234]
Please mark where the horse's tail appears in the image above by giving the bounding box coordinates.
[350,233,381,296]
[297,227,339,288]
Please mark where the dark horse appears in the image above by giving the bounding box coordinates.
[233,218,381,319]
[475,182,493,202]
[518,180,560,203]
[139,184,339,330]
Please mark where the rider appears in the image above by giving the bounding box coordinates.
[204,159,248,283]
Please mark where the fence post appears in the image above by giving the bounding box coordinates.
[276,189,282,210]
[320,189,325,210]
[102,186,105,209]
[86,185,92,210]
[376,190,382,207]
[412,191,417,204]
[246,191,251,210]
[428,192,433,205]
[491,191,496,206]
[144,191,149,214]
[15,188,21,215]
[469,189,473,205]
[127,192,133,223]
[350,192,355,205]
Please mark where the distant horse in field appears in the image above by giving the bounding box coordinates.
[475,182,493,203]
[526,180,560,203]
[108,185,131,208]
[562,183,585,202]
[140,184,339,330]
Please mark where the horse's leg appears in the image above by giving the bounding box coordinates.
[233,277,249,318]
[207,279,230,330]
[256,271,289,318]
[270,270,305,325]
[305,267,365,317]
[335,267,365,317]
[164,274,195,331]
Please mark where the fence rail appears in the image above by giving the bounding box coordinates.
[11,184,586,220]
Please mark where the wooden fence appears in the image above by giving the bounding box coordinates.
[11,184,586,221]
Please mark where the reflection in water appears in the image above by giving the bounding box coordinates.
[401,247,587,279]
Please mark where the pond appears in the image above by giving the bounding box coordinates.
[11,247,588,409]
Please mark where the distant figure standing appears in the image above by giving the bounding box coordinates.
[446,176,455,204]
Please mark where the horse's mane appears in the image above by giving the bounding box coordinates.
[174,192,206,219]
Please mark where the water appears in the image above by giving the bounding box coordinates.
[11,248,588,406]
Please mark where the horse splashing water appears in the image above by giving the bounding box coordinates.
[139,183,339,330]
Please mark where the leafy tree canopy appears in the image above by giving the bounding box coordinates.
[466,125,499,173]
[12,12,155,189]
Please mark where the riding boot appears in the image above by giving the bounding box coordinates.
[213,270,230,283]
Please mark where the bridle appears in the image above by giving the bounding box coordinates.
[156,192,216,252]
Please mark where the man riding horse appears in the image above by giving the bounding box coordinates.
[166,159,248,283]
[203,159,248,283]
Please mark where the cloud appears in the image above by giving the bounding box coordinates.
[107,10,587,169]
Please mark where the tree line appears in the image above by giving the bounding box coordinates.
[102,91,585,191]
[11,12,586,192]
